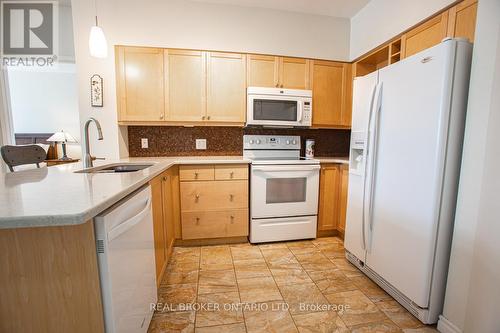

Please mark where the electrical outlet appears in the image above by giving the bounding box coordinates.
[141,138,148,149]
[196,139,207,150]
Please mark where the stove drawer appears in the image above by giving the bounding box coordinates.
[180,180,248,211]
[214,164,248,180]
[179,165,215,181]
[181,209,248,240]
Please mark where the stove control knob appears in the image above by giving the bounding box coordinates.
[249,140,254,144]
[256,139,261,144]
[292,140,297,145]
[286,140,290,145]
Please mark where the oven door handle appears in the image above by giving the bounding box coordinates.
[252,165,320,172]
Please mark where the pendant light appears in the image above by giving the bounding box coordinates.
[89,0,108,58]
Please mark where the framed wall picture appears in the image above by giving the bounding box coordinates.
[91,74,103,107]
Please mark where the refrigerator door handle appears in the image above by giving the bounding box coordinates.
[361,83,378,251]
[365,82,383,252]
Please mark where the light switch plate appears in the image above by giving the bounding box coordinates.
[141,138,148,149]
[196,139,207,150]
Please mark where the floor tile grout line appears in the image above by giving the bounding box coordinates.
[286,238,355,330]
[229,245,250,333]
[157,240,428,332]
[193,246,201,329]
[258,243,300,332]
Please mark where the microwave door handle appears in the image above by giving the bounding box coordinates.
[297,101,303,122]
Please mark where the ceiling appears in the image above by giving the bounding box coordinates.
[189,0,371,18]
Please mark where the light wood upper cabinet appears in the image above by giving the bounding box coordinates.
[402,12,449,58]
[311,60,351,128]
[247,54,279,88]
[165,49,206,122]
[116,47,165,122]
[279,57,310,89]
[247,54,310,89]
[447,0,478,42]
[207,52,246,123]
[318,164,341,232]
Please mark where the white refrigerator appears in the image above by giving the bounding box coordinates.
[344,38,472,324]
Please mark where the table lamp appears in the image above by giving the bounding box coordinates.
[47,130,78,160]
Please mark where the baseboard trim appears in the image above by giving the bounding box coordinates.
[437,315,462,333]
[317,229,339,238]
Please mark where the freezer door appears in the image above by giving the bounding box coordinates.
[344,71,378,263]
[365,42,457,307]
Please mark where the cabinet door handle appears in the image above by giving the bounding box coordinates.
[230,215,234,223]
[194,172,199,179]
[230,171,234,178]
[229,194,234,201]
[280,84,284,88]
[159,114,164,119]
[207,116,211,120]
[202,116,206,120]
[196,217,200,225]
[162,176,167,181]
[195,194,200,202]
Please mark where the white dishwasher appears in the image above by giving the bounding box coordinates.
[95,185,157,333]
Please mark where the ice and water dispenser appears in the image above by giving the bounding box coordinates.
[349,131,367,176]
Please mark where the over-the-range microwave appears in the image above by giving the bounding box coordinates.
[246,87,312,127]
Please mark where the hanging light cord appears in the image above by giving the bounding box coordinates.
[94,0,99,26]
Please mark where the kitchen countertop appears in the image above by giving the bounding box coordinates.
[315,157,349,164]
[0,156,250,229]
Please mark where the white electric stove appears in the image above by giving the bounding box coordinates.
[243,135,320,243]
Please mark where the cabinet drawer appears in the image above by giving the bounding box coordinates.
[214,164,248,180]
[180,180,248,211]
[179,165,214,181]
[182,209,249,240]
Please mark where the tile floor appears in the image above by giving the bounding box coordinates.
[148,237,438,333]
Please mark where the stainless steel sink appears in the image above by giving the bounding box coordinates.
[75,163,154,174]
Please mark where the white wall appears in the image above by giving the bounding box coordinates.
[71,0,351,159]
[7,64,81,158]
[438,0,500,332]
[350,0,455,60]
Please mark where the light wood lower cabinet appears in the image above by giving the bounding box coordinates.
[179,164,215,181]
[150,166,180,284]
[338,164,349,233]
[317,163,349,237]
[179,164,249,240]
[181,209,249,240]
[151,176,167,284]
[318,164,341,232]
[214,164,248,180]
[0,221,105,333]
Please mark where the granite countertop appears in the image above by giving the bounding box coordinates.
[0,156,250,229]
[315,157,349,164]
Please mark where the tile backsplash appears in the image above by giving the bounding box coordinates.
[128,126,350,157]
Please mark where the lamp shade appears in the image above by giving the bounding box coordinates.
[89,25,108,58]
[47,131,78,143]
